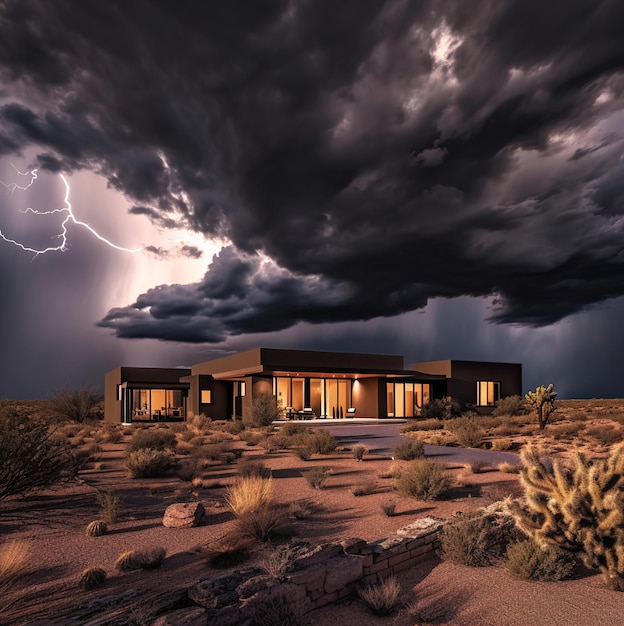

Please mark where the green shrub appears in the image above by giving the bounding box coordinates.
[420,397,460,420]
[505,539,576,581]
[127,428,177,452]
[493,395,526,417]
[446,417,484,448]
[440,513,515,567]
[78,566,107,590]
[125,449,172,478]
[359,575,401,615]
[393,440,424,460]
[396,459,449,500]
[245,393,280,427]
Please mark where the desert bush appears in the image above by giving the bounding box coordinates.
[290,499,317,520]
[491,438,513,451]
[97,424,124,444]
[446,416,484,448]
[86,520,108,537]
[493,395,526,417]
[252,590,307,626]
[420,397,460,420]
[440,512,516,567]
[280,422,308,437]
[96,490,121,523]
[237,458,272,479]
[125,449,172,478]
[186,412,211,435]
[78,566,107,590]
[379,463,402,479]
[48,385,101,423]
[0,407,75,500]
[396,459,449,500]
[177,458,200,481]
[359,575,401,615]
[259,545,297,581]
[302,466,331,489]
[239,431,261,446]
[245,393,280,428]
[0,541,29,596]
[550,422,584,439]
[207,538,252,569]
[352,445,368,461]
[232,505,288,542]
[381,500,397,516]
[303,429,338,454]
[226,476,274,516]
[401,418,443,433]
[465,460,488,474]
[194,442,229,462]
[393,439,424,460]
[586,425,622,446]
[350,479,376,496]
[212,419,245,435]
[295,446,312,461]
[115,547,166,572]
[127,428,177,452]
[505,539,576,581]
[505,443,624,590]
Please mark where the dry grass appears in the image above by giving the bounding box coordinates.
[0,541,29,596]
[302,466,331,489]
[85,520,108,537]
[350,479,377,496]
[78,566,107,590]
[359,575,402,615]
[225,475,274,516]
[396,459,449,500]
[114,547,166,572]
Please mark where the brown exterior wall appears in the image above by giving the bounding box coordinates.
[352,378,385,418]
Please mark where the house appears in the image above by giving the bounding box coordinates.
[104,347,522,424]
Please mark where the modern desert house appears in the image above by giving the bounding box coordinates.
[104,348,522,424]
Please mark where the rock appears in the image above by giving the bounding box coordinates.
[152,607,207,626]
[188,568,262,609]
[396,516,445,538]
[163,502,205,528]
[324,555,363,593]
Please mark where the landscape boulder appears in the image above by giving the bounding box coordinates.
[163,502,205,528]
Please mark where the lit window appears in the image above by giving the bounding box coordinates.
[477,381,500,406]
[201,389,212,404]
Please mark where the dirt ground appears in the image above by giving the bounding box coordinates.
[3,400,624,625]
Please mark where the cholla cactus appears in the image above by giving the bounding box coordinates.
[505,443,624,590]
[524,384,557,429]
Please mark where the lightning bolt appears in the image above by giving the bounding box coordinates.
[0,167,142,257]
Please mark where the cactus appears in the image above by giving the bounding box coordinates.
[524,384,557,429]
[78,566,107,590]
[85,520,107,537]
[505,443,624,590]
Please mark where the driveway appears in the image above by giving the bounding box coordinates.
[301,420,520,466]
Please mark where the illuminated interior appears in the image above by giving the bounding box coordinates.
[273,376,352,418]
[131,388,185,420]
[477,381,500,406]
[386,382,431,417]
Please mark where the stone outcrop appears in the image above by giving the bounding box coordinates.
[162,502,205,528]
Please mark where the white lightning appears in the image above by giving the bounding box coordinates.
[0,168,143,257]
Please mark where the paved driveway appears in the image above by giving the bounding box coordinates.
[302,420,520,466]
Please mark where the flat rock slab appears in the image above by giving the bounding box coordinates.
[163,502,205,528]
[152,607,207,626]
[396,516,444,538]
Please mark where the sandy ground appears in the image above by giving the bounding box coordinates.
[2,413,624,625]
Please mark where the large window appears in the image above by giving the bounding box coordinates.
[477,381,500,406]
[386,382,431,417]
[273,377,351,418]
[130,388,184,420]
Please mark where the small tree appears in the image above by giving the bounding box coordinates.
[505,443,624,590]
[48,385,102,423]
[0,407,74,500]
[524,384,557,430]
[246,393,280,427]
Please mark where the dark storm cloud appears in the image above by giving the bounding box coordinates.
[2,0,624,342]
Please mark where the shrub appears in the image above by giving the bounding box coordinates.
[186,413,211,435]
[115,547,166,572]
[207,539,252,569]
[303,429,338,454]
[393,439,424,460]
[295,447,312,461]
[420,397,460,420]
[237,458,272,479]
[352,445,368,461]
[586,425,622,446]
[96,490,121,523]
[380,500,397,516]
[252,590,307,626]
[491,438,513,451]
[446,417,484,448]
[280,422,308,437]
[232,506,288,542]
[245,393,280,427]
[359,575,401,615]
[127,428,177,452]
[440,513,513,567]
[86,520,108,537]
[505,539,576,581]
[0,407,74,500]
[493,395,526,417]
[465,460,488,474]
[302,466,331,489]
[125,449,172,478]
[99,424,123,443]
[0,541,29,596]
[498,462,522,474]
[401,418,443,433]
[290,499,317,520]
[177,458,200,481]
[396,459,449,500]
[48,385,101,423]
[259,545,296,581]
[505,443,624,590]
[226,476,274,516]
[350,479,376,496]
[78,566,107,590]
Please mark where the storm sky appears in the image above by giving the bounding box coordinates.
[1,0,624,399]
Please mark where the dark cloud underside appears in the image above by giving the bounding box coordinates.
[1,0,624,342]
